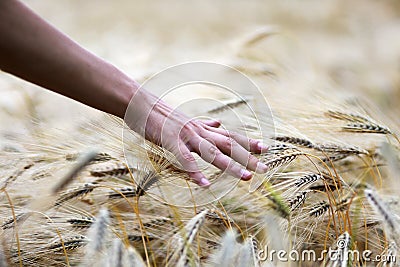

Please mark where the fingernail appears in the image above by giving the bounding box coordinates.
[257,142,269,152]
[240,169,252,180]
[255,162,269,173]
[199,177,211,187]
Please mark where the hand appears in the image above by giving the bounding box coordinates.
[0,1,269,187]
[125,89,269,187]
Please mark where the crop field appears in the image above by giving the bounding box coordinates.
[0,1,399,266]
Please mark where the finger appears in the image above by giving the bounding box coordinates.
[202,131,268,173]
[190,137,253,181]
[204,125,268,153]
[202,119,221,128]
[173,142,211,187]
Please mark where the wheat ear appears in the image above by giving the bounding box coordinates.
[261,149,304,170]
[55,182,98,206]
[208,98,248,114]
[67,216,95,229]
[107,238,124,267]
[85,208,110,263]
[0,241,7,267]
[52,150,98,194]
[89,162,130,177]
[365,189,398,237]
[48,235,88,252]
[210,230,239,266]
[126,246,146,267]
[176,209,208,266]
[237,236,260,267]
[273,136,315,148]
[326,110,391,134]
[287,190,309,211]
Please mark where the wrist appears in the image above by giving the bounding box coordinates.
[124,85,161,134]
[100,63,142,119]
[112,76,140,119]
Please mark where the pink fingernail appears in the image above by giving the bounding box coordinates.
[256,162,268,173]
[199,178,211,187]
[240,169,252,180]
[257,142,269,152]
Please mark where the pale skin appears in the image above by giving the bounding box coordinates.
[0,0,269,187]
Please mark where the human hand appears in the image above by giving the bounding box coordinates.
[125,89,269,187]
[0,1,269,187]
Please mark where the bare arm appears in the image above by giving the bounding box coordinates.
[0,0,269,186]
[0,0,133,118]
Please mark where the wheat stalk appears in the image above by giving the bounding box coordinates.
[263,182,290,219]
[365,189,398,238]
[326,111,371,123]
[89,162,131,177]
[108,186,137,199]
[343,123,391,134]
[66,152,114,163]
[261,148,304,170]
[85,208,110,263]
[0,242,7,267]
[135,170,161,197]
[287,190,309,211]
[325,231,351,267]
[326,110,391,134]
[208,98,248,114]
[175,209,208,266]
[309,201,330,218]
[55,182,98,206]
[273,136,315,149]
[316,143,368,155]
[67,216,95,229]
[126,247,146,267]
[209,230,239,266]
[48,235,88,252]
[0,162,33,190]
[106,238,124,267]
[52,150,98,194]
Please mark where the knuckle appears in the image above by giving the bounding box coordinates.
[180,129,199,143]
[214,148,224,158]
[180,125,196,136]
[197,127,207,137]
[228,131,237,139]
[189,120,203,131]
[224,137,236,148]
[248,154,259,166]
[208,145,218,156]
[213,151,228,166]
[181,152,196,163]
[220,130,229,137]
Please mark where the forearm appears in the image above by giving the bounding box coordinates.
[0,0,137,118]
[0,1,269,186]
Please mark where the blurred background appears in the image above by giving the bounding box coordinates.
[1,0,399,136]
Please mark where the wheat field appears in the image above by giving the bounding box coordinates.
[1,1,400,266]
